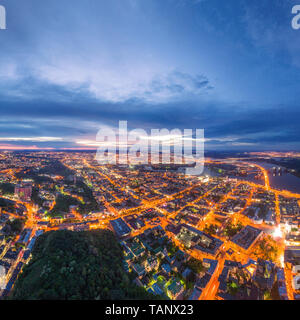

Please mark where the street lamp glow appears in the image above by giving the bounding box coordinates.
[280,255,284,268]
[273,225,283,238]
[285,222,291,233]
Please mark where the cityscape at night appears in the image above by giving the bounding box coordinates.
[0,151,300,301]
[1,0,300,306]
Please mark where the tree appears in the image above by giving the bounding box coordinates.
[3,218,25,235]
[11,230,160,300]
[227,281,239,296]
[186,257,205,274]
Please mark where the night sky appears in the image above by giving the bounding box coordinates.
[0,0,300,151]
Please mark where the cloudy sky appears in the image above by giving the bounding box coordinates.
[0,0,300,150]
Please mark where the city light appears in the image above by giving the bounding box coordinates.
[273,226,283,239]
[0,151,299,301]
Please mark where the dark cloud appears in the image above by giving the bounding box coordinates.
[0,0,300,150]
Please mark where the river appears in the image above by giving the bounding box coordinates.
[251,162,300,194]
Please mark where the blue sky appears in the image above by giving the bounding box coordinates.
[0,0,300,150]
